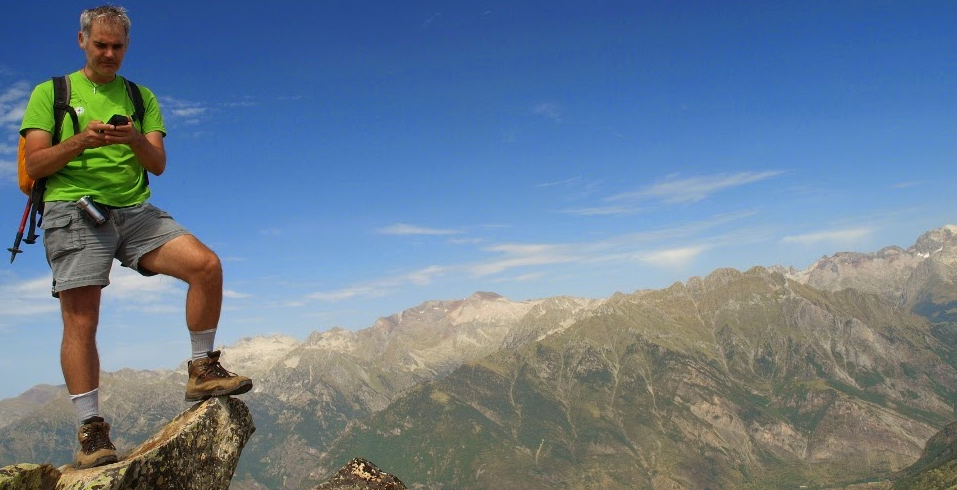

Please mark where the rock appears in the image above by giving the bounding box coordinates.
[0,464,60,490]
[55,396,254,490]
[313,458,407,490]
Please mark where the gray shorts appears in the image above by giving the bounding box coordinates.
[42,200,190,295]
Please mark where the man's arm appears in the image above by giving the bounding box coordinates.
[128,130,166,176]
[23,123,110,180]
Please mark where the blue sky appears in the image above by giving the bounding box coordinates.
[0,1,954,399]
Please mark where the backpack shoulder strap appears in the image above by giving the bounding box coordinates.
[51,75,79,145]
[120,78,150,187]
[123,78,146,126]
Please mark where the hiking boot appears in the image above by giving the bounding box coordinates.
[75,416,118,469]
[185,350,253,402]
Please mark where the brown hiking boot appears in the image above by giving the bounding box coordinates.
[185,350,253,402]
[75,416,118,469]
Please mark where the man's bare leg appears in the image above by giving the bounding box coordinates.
[60,284,118,468]
[59,285,102,395]
[139,234,251,401]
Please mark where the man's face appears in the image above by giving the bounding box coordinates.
[79,21,128,82]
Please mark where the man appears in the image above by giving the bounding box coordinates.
[20,6,252,469]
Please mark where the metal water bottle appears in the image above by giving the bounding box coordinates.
[77,196,108,226]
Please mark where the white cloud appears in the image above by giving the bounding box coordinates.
[537,176,580,188]
[223,96,259,108]
[891,181,921,189]
[158,96,209,123]
[1,80,30,139]
[406,265,446,285]
[308,265,447,302]
[104,265,184,305]
[780,227,874,246]
[609,171,785,205]
[0,275,60,317]
[0,158,16,182]
[562,204,644,216]
[377,223,460,236]
[309,214,755,303]
[171,107,207,118]
[308,286,388,302]
[534,102,563,122]
[637,245,707,268]
[421,13,443,28]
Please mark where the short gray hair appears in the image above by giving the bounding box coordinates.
[80,5,131,40]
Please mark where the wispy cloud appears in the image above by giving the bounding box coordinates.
[534,102,563,122]
[224,96,259,108]
[637,245,708,268]
[159,96,210,124]
[891,181,921,189]
[377,223,461,236]
[537,176,581,188]
[421,13,443,28]
[171,107,207,118]
[309,213,755,304]
[104,266,184,307]
[1,80,30,154]
[1,80,31,184]
[562,204,644,216]
[0,275,60,318]
[308,265,447,302]
[610,171,785,205]
[224,290,252,299]
[468,243,579,277]
[0,80,30,127]
[780,227,874,246]
[0,158,15,182]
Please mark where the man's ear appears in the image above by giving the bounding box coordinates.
[78,31,85,48]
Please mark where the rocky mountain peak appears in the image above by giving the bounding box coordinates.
[912,224,957,255]
[220,334,302,378]
[777,224,957,304]
[466,291,505,301]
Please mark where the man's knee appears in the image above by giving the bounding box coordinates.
[183,238,221,285]
[199,249,223,283]
[59,286,102,338]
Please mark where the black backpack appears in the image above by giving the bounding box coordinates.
[8,75,146,263]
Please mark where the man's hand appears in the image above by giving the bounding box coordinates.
[99,117,135,145]
[77,120,119,149]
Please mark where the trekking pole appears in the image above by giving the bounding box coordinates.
[8,198,31,263]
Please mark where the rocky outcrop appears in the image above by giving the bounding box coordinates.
[0,464,59,490]
[313,458,407,490]
[0,397,254,490]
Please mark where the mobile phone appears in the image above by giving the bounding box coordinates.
[108,114,129,126]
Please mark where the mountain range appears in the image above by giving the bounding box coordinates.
[2,224,956,489]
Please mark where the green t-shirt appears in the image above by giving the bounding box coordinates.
[19,71,166,207]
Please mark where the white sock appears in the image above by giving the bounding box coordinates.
[190,328,217,361]
[70,388,100,425]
